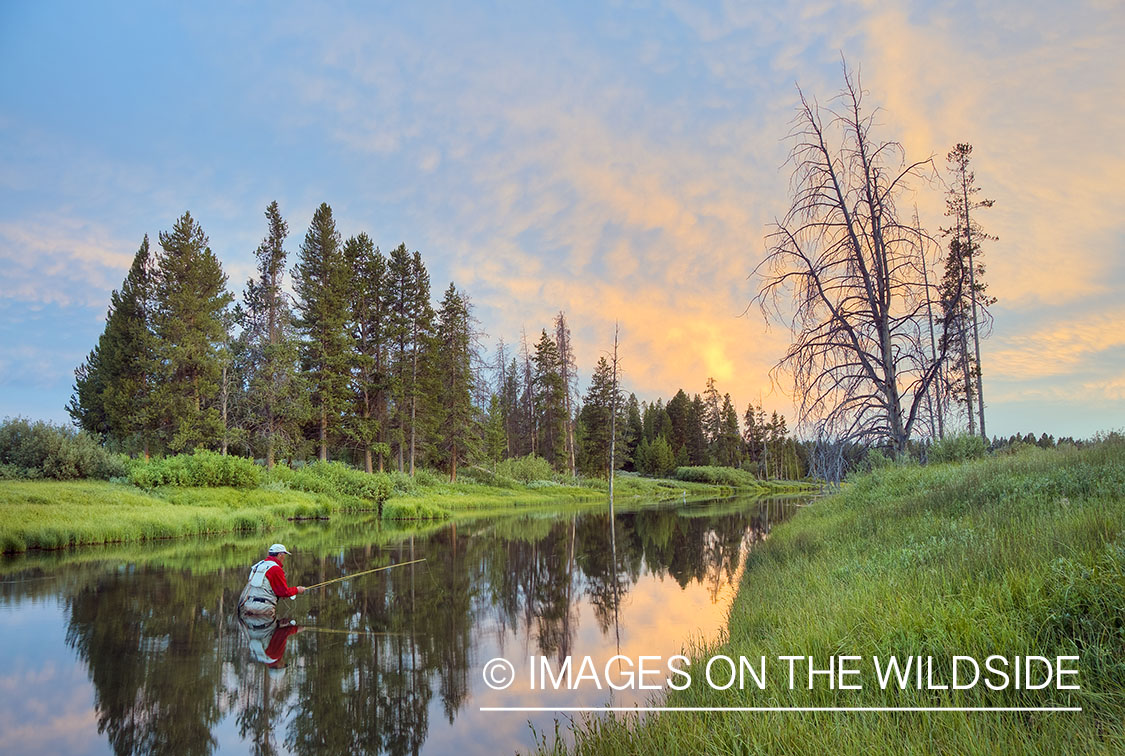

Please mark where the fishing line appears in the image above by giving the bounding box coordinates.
[300,557,427,592]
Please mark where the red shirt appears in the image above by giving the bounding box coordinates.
[265,624,300,666]
[264,556,299,598]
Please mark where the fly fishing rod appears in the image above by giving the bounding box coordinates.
[294,557,427,596]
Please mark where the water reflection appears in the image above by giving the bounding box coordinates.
[0,496,801,755]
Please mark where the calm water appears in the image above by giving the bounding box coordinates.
[0,496,800,755]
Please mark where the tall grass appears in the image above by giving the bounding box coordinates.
[539,440,1125,755]
[0,480,341,552]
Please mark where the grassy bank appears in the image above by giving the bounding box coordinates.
[0,467,781,553]
[540,439,1125,755]
[0,480,347,552]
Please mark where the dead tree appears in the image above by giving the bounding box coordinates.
[754,64,951,457]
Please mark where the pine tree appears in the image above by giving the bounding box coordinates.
[68,346,109,438]
[69,236,157,455]
[484,393,506,465]
[646,436,675,477]
[519,329,537,458]
[432,283,477,480]
[687,395,708,465]
[743,403,766,476]
[293,203,351,462]
[387,244,413,470]
[241,202,307,467]
[344,233,390,472]
[577,356,618,477]
[554,311,578,476]
[407,251,434,474]
[702,377,722,449]
[533,329,567,468]
[940,237,977,435]
[501,356,522,457]
[715,394,742,467]
[665,389,692,461]
[385,244,434,474]
[103,236,157,456]
[492,338,511,457]
[623,393,643,471]
[150,213,233,452]
[942,143,996,438]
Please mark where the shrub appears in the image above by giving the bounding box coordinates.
[495,454,555,483]
[929,433,988,465]
[865,448,892,471]
[128,450,262,489]
[672,466,761,487]
[459,466,522,489]
[412,468,443,487]
[0,417,126,480]
[386,470,418,495]
[284,461,391,502]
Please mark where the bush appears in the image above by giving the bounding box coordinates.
[129,449,262,489]
[458,466,522,489]
[0,417,126,480]
[672,466,761,487]
[274,461,391,502]
[412,468,443,487]
[386,470,418,495]
[495,454,555,483]
[865,448,893,471]
[929,433,988,465]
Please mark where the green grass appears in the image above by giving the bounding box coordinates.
[0,468,752,552]
[537,440,1125,755]
[0,480,350,552]
[0,512,446,581]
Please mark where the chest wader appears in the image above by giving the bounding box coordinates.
[238,559,279,616]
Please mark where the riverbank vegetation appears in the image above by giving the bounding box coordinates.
[0,467,774,553]
[0,417,800,552]
[537,437,1125,755]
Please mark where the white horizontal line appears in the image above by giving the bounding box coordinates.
[480,706,1082,713]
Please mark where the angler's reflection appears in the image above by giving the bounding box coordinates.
[238,613,304,670]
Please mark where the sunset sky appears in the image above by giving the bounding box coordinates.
[1,1,1122,439]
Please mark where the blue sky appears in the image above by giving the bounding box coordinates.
[2,0,1123,439]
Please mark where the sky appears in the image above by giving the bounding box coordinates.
[1,0,1122,440]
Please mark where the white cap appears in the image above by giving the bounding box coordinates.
[268,543,291,555]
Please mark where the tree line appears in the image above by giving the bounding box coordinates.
[69,202,805,481]
[69,202,479,479]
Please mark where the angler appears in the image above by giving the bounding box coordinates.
[238,543,307,616]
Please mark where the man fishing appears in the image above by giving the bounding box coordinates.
[238,543,307,616]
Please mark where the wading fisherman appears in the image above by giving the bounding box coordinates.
[238,543,307,616]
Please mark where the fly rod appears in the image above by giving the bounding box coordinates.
[299,558,427,592]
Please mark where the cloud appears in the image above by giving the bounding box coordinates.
[988,309,1125,380]
[0,217,134,307]
[272,0,1123,428]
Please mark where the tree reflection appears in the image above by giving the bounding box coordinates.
[48,498,794,755]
